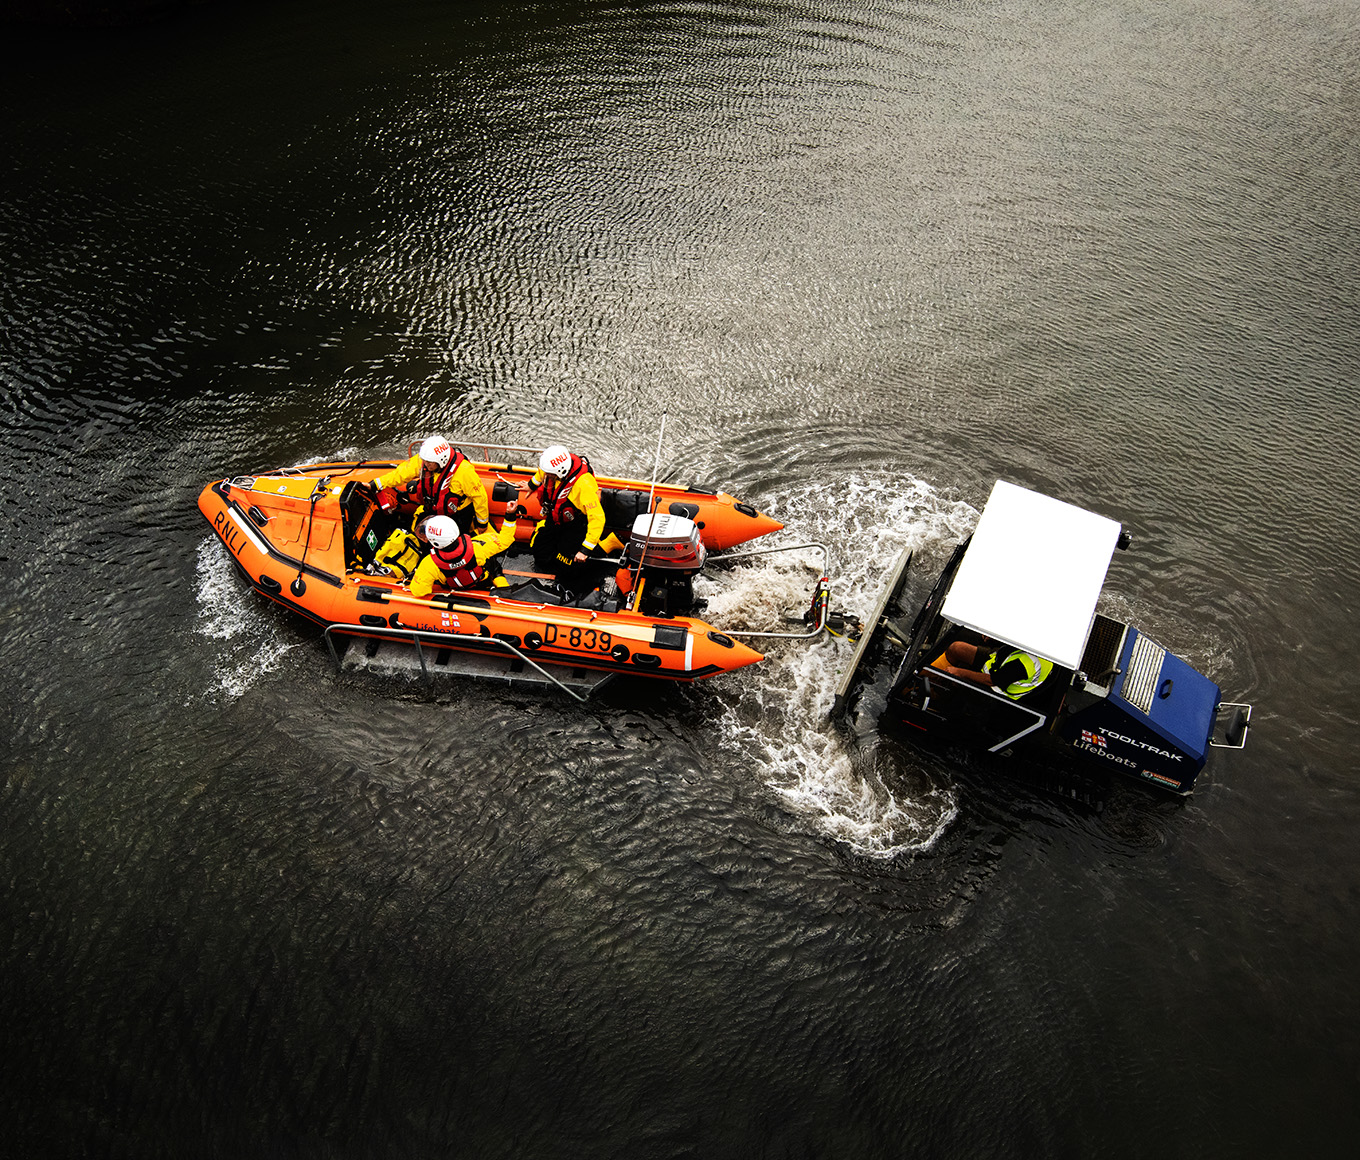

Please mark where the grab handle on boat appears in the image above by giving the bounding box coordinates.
[323,623,594,701]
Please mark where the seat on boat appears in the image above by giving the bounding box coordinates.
[600,487,650,527]
[598,487,706,526]
[340,482,382,567]
[506,579,572,605]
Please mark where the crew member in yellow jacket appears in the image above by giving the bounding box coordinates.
[370,434,489,536]
[409,515,517,598]
[522,443,609,590]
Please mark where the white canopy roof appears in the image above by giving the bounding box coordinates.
[941,480,1123,671]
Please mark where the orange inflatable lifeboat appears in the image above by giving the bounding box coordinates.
[197,443,807,689]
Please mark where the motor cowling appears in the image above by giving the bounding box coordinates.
[625,513,707,617]
[626,513,707,574]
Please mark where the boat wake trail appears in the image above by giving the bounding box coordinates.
[194,538,301,701]
[702,472,976,859]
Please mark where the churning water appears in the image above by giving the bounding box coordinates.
[3,0,1359,1156]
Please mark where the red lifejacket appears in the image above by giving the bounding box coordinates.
[539,454,590,526]
[431,533,484,589]
[414,449,465,518]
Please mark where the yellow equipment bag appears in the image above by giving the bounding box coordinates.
[373,528,425,580]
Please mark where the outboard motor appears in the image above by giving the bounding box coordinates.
[624,513,707,617]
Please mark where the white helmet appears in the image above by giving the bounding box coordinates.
[424,515,460,549]
[418,435,452,469]
[539,444,572,478]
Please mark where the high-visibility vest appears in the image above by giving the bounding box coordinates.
[984,649,1053,699]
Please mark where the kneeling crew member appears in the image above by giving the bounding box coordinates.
[523,443,606,585]
[409,515,518,598]
[370,434,489,536]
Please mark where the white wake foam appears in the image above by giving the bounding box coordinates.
[702,471,976,858]
[194,537,300,700]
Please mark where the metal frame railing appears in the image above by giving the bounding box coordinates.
[323,622,593,701]
[232,440,543,482]
[916,666,1051,752]
[705,541,832,641]
[1209,701,1252,749]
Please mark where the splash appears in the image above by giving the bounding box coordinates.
[190,444,384,701]
[773,755,959,858]
[703,471,976,858]
[193,537,300,700]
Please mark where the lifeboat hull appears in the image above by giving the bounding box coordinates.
[198,460,771,682]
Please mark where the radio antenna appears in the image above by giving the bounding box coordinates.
[628,411,668,605]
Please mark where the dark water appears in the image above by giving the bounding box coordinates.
[3,0,1358,1155]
